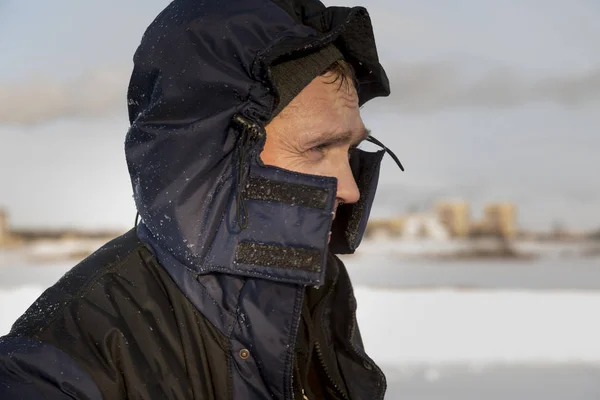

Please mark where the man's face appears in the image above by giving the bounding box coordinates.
[261,71,368,219]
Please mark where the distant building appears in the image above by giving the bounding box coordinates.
[402,213,450,240]
[364,200,519,241]
[483,203,517,238]
[436,201,470,238]
[0,209,8,246]
[365,214,450,240]
[365,217,405,239]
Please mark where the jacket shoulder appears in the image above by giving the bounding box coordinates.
[8,229,146,338]
[3,229,231,399]
[0,230,147,399]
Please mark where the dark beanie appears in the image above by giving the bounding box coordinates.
[270,44,344,118]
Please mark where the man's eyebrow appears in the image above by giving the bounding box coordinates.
[305,127,371,148]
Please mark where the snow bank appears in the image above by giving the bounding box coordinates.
[2,285,600,366]
[355,287,600,365]
[0,286,44,335]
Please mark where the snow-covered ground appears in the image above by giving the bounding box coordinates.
[0,285,44,335]
[355,287,600,365]
[2,250,600,398]
[2,282,600,366]
[0,239,108,265]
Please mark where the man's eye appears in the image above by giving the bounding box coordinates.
[306,143,359,159]
[308,143,329,153]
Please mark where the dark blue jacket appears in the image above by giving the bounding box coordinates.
[0,0,392,398]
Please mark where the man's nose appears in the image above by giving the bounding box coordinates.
[336,162,360,205]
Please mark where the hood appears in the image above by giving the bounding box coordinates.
[125,0,390,286]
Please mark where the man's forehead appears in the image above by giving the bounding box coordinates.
[273,74,365,140]
[297,74,359,106]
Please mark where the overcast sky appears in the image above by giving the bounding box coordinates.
[0,0,599,231]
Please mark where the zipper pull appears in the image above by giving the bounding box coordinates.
[232,114,264,141]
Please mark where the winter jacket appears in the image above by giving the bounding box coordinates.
[0,230,384,399]
[0,0,392,398]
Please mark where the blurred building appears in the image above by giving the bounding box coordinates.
[365,217,405,239]
[364,201,520,241]
[365,214,450,240]
[0,208,8,246]
[483,203,517,238]
[436,201,470,238]
[403,213,450,240]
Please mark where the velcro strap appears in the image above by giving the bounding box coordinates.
[235,241,322,272]
[244,177,329,209]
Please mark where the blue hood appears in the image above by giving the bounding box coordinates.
[125,0,390,286]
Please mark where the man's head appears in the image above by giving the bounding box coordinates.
[262,59,368,223]
[127,1,391,274]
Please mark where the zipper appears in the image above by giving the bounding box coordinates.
[290,288,307,400]
[233,114,265,141]
[315,341,349,400]
[231,114,265,230]
[325,255,386,400]
[347,297,386,400]
[311,258,349,400]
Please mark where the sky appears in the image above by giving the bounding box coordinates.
[0,0,599,231]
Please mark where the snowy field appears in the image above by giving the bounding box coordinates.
[3,284,600,364]
[1,251,600,398]
[356,287,600,365]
